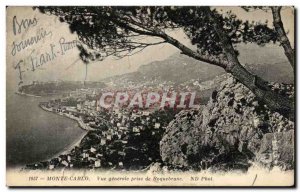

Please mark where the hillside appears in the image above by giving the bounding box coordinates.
[103,53,225,85]
[103,44,294,89]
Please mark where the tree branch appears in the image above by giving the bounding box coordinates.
[204,7,294,116]
[271,6,295,69]
[156,30,228,68]
[113,18,228,68]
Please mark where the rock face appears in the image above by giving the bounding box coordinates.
[257,130,294,170]
[160,76,294,171]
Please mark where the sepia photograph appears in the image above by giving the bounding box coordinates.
[5,4,295,187]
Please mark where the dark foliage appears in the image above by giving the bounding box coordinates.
[36,6,278,63]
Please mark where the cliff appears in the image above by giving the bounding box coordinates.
[160,76,294,172]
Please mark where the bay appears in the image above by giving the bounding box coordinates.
[6,93,86,167]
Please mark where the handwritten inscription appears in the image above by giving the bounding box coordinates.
[13,15,38,36]
[14,40,79,85]
[14,44,58,85]
[11,27,52,56]
[11,15,80,85]
[30,44,57,71]
[59,37,79,55]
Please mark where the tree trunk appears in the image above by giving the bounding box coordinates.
[160,27,294,119]
[145,8,294,119]
[229,63,294,119]
[207,7,294,119]
[271,6,295,69]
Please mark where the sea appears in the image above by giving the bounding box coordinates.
[6,92,86,168]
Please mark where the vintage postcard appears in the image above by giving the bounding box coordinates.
[6,6,295,187]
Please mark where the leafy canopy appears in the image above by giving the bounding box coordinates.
[37,6,277,63]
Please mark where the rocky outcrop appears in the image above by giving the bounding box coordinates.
[257,130,294,170]
[160,76,294,171]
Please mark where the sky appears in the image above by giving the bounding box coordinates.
[6,6,294,92]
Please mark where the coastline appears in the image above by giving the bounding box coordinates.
[39,104,96,131]
[38,104,94,162]
[15,91,42,98]
[46,131,88,162]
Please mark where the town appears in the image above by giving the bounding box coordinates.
[26,86,180,170]
[24,75,213,171]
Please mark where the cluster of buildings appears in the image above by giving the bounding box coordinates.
[29,87,175,170]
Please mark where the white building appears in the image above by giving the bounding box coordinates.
[90,147,97,153]
[133,127,140,133]
[154,123,161,129]
[61,160,69,167]
[49,164,55,170]
[95,160,101,168]
[100,138,107,145]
